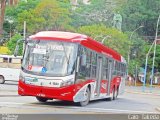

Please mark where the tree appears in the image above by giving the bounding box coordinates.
[70,0,127,28]
[16,0,72,35]
[7,33,22,55]
[17,9,45,34]
[77,24,130,58]
[0,0,19,35]
[127,32,147,75]
[71,0,114,27]
[0,0,6,35]
[120,0,160,38]
[4,0,40,34]
[8,0,19,6]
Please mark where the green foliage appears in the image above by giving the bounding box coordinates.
[16,0,72,34]
[6,0,40,19]
[7,33,22,55]
[77,24,130,58]
[4,0,40,33]
[125,31,148,75]
[3,0,160,75]
[17,9,45,34]
[144,45,160,71]
[120,0,160,36]
[71,0,114,28]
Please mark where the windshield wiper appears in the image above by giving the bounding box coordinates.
[60,43,70,64]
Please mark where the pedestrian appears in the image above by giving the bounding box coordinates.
[128,75,132,86]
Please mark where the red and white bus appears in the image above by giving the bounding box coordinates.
[18,31,126,106]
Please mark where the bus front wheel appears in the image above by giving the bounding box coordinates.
[77,87,90,106]
[0,75,5,84]
[36,97,48,102]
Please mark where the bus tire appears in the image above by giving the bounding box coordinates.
[109,87,115,101]
[115,87,119,99]
[0,75,5,84]
[36,97,48,102]
[77,87,90,106]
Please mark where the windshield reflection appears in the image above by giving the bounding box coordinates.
[22,40,78,77]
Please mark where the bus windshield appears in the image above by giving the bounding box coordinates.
[22,40,78,77]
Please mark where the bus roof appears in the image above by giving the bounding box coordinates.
[29,31,87,41]
[29,31,125,63]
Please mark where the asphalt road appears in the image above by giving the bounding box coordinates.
[0,80,160,115]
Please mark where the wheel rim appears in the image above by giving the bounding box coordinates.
[84,91,89,100]
[80,88,90,106]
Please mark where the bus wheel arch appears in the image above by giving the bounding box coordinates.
[0,75,5,84]
[77,85,91,106]
[88,84,91,93]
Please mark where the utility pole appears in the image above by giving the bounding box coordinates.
[143,15,160,92]
[0,0,6,35]
[150,15,160,92]
[23,21,26,54]
[127,26,144,77]
[127,26,144,65]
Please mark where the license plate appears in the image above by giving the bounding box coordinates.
[25,77,38,82]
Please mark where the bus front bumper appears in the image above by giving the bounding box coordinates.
[18,80,76,101]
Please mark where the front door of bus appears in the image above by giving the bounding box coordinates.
[95,56,103,97]
[107,59,113,95]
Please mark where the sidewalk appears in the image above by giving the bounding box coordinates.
[125,85,160,96]
[125,86,160,112]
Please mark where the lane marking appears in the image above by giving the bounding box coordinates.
[0,102,158,114]
[77,107,158,113]
[0,102,25,105]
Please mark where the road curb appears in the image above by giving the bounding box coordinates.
[125,90,160,96]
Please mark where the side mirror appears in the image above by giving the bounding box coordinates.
[14,45,19,57]
[81,54,87,66]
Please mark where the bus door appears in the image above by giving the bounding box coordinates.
[107,59,113,95]
[95,55,103,97]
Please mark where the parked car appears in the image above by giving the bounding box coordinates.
[0,55,22,84]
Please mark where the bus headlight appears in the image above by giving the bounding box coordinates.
[60,79,74,87]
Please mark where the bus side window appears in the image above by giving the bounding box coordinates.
[102,57,109,80]
[86,50,91,77]
[106,58,109,79]
[115,61,118,75]
[118,62,121,75]
[78,47,87,79]
[78,47,92,79]
[91,52,97,78]
[102,57,106,79]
